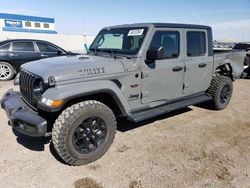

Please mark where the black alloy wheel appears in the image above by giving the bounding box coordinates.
[72,116,107,154]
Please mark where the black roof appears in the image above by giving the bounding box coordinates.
[0,39,50,44]
[105,23,211,30]
[152,23,211,30]
[0,39,67,52]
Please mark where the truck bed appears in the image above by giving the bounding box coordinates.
[214,51,246,79]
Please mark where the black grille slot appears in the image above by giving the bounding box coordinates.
[20,70,38,107]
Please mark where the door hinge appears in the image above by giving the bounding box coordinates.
[141,71,149,79]
[184,65,187,72]
[141,91,149,98]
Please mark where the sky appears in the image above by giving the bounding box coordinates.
[0,0,249,41]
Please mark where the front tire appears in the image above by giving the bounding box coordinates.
[207,75,233,110]
[52,100,117,166]
[0,62,15,81]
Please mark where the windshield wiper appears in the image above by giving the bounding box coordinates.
[89,47,98,55]
[105,49,117,59]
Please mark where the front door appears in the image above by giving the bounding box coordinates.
[36,41,64,59]
[141,29,184,104]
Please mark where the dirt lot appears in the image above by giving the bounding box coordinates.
[0,79,250,188]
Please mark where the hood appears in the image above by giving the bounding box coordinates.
[21,55,125,82]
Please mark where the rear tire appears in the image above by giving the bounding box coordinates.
[207,75,233,110]
[0,62,15,81]
[52,100,117,166]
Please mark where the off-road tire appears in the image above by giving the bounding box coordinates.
[0,62,15,81]
[207,75,233,110]
[52,100,117,166]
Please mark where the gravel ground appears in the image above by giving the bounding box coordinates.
[0,79,249,188]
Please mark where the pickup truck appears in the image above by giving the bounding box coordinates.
[1,23,245,166]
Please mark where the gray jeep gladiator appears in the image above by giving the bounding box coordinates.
[1,23,245,166]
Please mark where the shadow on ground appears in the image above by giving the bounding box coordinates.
[12,128,50,151]
[11,107,193,164]
[117,107,192,132]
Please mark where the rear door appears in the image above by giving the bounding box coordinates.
[141,29,184,104]
[10,41,40,67]
[36,41,65,59]
[183,30,213,95]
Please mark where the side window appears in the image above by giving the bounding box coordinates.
[36,42,59,53]
[12,42,35,52]
[149,31,180,59]
[187,31,206,57]
[0,43,10,51]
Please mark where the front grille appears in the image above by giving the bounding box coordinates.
[19,70,38,107]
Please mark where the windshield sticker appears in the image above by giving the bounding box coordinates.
[128,29,144,36]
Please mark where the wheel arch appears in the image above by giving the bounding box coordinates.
[215,63,234,80]
[40,80,130,118]
[62,89,128,117]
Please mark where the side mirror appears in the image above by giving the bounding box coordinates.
[57,50,63,55]
[146,46,164,61]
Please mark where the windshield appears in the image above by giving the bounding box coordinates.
[89,27,148,55]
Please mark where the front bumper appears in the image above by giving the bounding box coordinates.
[1,89,47,137]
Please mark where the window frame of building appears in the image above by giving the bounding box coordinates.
[25,21,32,27]
[34,22,41,28]
[43,23,50,29]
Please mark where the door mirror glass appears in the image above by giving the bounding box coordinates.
[146,46,164,61]
[57,50,63,55]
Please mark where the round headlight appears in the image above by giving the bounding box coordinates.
[33,79,44,94]
[39,80,44,92]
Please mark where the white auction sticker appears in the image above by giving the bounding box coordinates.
[128,29,144,36]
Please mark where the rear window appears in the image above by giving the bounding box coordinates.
[12,42,35,52]
[0,43,10,51]
[187,31,206,57]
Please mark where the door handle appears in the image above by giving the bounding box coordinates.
[9,53,17,57]
[40,54,49,57]
[199,63,207,68]
[172,66,183,72]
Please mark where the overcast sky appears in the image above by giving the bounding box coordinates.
[0,0,249,41]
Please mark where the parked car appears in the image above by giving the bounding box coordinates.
[1,23,245,166]
[233,43,250,51]
[232,43,250,77]
[0,39,73,80]
[244,50,250,77]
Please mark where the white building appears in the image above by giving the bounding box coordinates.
[0,13,95,53]
[0,13,57,34]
